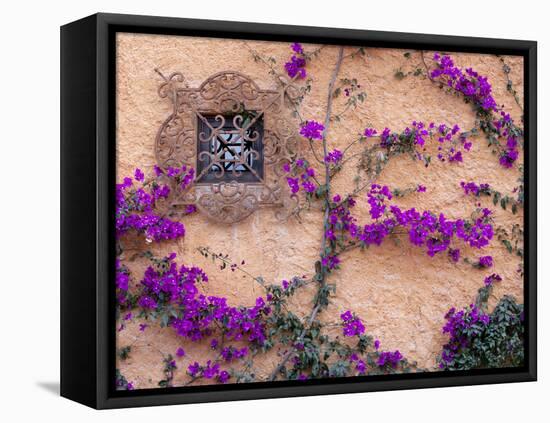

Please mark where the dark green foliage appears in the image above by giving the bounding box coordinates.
[441,295,524,370]
[118,345,132,361]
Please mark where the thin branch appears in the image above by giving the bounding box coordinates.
[269,46,345,381]
[420,51,434,82]
[197,246,266,289]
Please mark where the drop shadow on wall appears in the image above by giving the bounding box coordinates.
[36,381,60,396]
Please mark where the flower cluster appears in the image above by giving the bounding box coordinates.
[327,185,493,261]
[283,158,317,194]
[460,181,491,196]
[364,128,377,137]
[448,248,460,263]
[324,148,343,165]
[220,346,248,362]
[478,256,493,268]
[115,370,134,391]
[340,310,366,337]
[187,360,230,383]
[116,166,195,242]
[161,165,195,190]
[431,53,497,112]
[495,112,521,168]
[440,303,491,368]
[300,120,325,140]
[369,200,492,257]
[431,54,521,168]
[116,259,130,292]
[394,206,494,254]
[363,121,470,164]
[135,253,271,346]
[377,350,404,368]
[439,294,524,370]
[321,254,341,271]
[349,353,367,375]
[284,43,307,79]
[367,184,392,219]
[115,259,136,310]
[484,273,502,286]
[138,253,207,306]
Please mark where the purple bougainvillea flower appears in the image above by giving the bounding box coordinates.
[300,120,325,140]
[499,148,519,168]
[364,128,378,137]
[479,255,493,268]
[286,177,300,194]
[302,180,316,193]
[138,295,157,310]
[340,311,365,337]
[202,361,220,379]
[377,350,403,368]
[122,177,133,188]
[321,255,340,270]
[153,165,163,176]
[176,347,185,357]
[340,310,353,322]
[484,273,502,286]
[184,204,197,215]
[134,168,144,182]
[188,362,201,378]
[324,149,343,164]
[448,248,460,263]
[284,55,306,79]
[291,42,304,54]
[218,370,230,383]
[448,151,463,162]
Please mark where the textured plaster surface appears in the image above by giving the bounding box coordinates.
[116,33,524,388]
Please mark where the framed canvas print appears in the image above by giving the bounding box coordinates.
[60,13,537,409]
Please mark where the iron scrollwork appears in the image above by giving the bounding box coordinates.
[155,71,300,223]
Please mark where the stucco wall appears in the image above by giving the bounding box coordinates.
[115,32,524,388]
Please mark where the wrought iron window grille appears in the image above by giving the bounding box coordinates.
[196,112,264,183]
[155,71,301,223]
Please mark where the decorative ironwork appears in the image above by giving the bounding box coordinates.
[155,71,300,223]
[196,112,264,183]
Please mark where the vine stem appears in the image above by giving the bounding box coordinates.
[420,50,434,82]
[269,46,344,381]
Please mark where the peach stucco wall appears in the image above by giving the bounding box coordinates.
[116,32,524,388]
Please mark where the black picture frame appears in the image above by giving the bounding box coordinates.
[60,12,537,409]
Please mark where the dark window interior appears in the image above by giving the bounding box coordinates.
[196,113,264,183]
